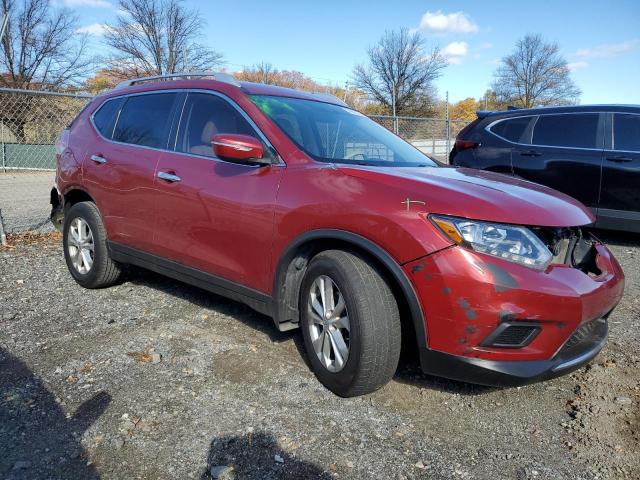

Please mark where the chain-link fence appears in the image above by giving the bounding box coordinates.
[0,88,92,237]
[0,87,472,236]
[370,115,468,160]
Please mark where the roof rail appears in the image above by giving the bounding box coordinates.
[114,71,241,89]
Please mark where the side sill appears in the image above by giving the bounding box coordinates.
[108,241,274,318]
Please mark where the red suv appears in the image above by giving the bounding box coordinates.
[51,73,625,397]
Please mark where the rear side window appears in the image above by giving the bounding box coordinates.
[113,93,177,148]
[532,113,599,149]
[92,98,123,139]
[176,92,270,159]
[613,113,640,152]
[490,116,533,143]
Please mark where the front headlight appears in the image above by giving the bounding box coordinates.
[431,215,553,270]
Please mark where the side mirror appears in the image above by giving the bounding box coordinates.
[212,134,269,165]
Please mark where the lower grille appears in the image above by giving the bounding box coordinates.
[557,318,607,357]
[481,322,541,348]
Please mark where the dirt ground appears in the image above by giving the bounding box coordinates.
[1,231,639,480]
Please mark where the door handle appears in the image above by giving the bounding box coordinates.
[157,171,181,182]
[90,154,107,164]
[606,156,633,163]
[520,150,542,157]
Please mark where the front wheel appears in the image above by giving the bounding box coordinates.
[300,250,401,397]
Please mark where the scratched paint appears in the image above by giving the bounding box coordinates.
[484,263,519,292]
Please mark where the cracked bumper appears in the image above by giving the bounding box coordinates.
[405,241,624,385]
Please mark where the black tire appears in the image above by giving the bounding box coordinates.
[63,201,122,289]
[299,250,401,397]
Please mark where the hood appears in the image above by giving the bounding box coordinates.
[341,165,595,227]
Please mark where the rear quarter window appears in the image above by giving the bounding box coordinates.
[92,98,123,139]
[489,116,533,143]
[532,113,599,149]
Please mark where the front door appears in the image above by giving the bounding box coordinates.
[511,112,604,210]
[598,112,640,231]
[152,92,284,293]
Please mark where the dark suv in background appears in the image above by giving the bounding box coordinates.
[450,105,640,233]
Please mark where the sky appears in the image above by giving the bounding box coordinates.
[63,0,640,104]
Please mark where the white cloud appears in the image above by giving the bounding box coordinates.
[442,41,469,64]
[58,0,113,8]
[76,23,108,35]
[576,39,639,59]
[478,42,493,50]
[567,61,589,72]
[416,11,479,35]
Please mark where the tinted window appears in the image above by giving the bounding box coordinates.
[490,116,532,143]
[176,93,266,158]
[251,95,438,167]
[113,93,176,148]
[92,98,123,138]
[613,113,640,152]
[532,113,599,149]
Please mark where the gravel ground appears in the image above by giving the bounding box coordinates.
[0,172,55,234]
[1,231,639,480]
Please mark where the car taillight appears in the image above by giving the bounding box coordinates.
[454,138,479,151]
[56,129,69,155]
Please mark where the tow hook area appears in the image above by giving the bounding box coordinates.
[50,187,64,231]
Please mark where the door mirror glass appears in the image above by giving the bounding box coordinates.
[212,133,267,164]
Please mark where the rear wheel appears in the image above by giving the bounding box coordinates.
[63,201,122,288]
[300,250,401,397]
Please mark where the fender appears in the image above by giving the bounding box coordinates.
[273,229,427,347]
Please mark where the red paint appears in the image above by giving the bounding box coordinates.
[56,78,625,371]
[404,240,624,361]
[212,133,264,161]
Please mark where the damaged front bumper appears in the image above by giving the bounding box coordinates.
[405,238,625,387]
[419,316,609,386]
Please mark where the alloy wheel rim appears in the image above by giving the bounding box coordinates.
[308,275,350,373]
[67,217,94,274]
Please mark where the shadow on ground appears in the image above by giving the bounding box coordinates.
[200,431,330,480]
[0,348,110,479]
[126,266,494,397]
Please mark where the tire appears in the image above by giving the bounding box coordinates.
[299,250,401,397]
[63,201,122,289]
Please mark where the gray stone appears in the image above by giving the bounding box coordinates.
[210,465,235,479]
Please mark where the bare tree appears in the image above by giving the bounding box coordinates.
[352,28,447,116]
[104,0,223,77]
[0,0,91,142]
[0,0,91,89]
[492,34,580,108]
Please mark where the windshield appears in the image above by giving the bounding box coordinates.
[250,95,438,167]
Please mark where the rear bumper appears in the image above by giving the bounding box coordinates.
[419,317,608,387]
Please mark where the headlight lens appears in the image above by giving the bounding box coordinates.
[431,215,553,269]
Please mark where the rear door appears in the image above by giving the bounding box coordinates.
[83,92,180,252]
[511,112,604,209]
[598,112,640,231]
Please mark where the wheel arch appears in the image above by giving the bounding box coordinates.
[62,187,95,212]
[272,229,427,349]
